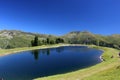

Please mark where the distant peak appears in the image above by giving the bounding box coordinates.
[82,31,91,34]
[69,31,81,34]
[69,31,92,34]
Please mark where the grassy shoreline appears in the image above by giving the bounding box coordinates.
[34,45,120,80]
[0,44,70,57]
[0,44,120,80]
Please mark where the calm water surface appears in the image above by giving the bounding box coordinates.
[0,46,103,80]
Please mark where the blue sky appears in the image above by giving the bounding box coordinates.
[0,0,120,35]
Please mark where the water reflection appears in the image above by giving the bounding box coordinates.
[31,49,51,60]
[56,47,64,53]
[46,49,50,55]
[32,50,39,60]
[41,49,50,55]
[31,47,65,60]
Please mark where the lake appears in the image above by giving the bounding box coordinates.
[0,46,103,80]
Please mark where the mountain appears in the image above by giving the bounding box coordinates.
[0,30,55,49]
[62,31,120,49]
[0,30,120,49]
[62,31,97,43]
[0,30,54,39]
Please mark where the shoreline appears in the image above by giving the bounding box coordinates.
[0,44,103,60]
[0,44,69,57]
[99,50,104,62]
[100,55,103,61]
[0,44,104,65]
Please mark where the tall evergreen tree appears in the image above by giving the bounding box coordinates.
[34,36,38,46]
[46,38,50,44]
[55,38,64,44]
[31,35,39,46]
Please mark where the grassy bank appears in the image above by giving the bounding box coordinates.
[0,44,70,57]
[34,45,120,80]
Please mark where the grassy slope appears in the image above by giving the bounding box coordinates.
[34,45,120,80]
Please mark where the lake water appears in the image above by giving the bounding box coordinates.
[0,46,103,80]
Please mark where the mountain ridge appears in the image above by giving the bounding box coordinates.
[0,30,120,49]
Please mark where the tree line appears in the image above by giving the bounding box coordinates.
[31,34,120,50]
[31,35,64,46]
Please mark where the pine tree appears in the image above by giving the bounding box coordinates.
[46,38,50,44]
[31,35,39,46]
[34,36,38,46]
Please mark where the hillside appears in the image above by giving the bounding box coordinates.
[0,30,120,49]
[63,31,120,49]
[0,30,54,49]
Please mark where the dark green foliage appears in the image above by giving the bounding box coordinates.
[31,36,39,46]
[34,36,38,46]
[6,45,12,49]
[55,38,64,44]
[42,39,47,45]
[49,40,55,44]
[46,38,50,44]
[31,40,34,46]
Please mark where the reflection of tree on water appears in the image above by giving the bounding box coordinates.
[31,47,64,60]
[32,49,51,60]
[46,49,50,55]
[32,50,39,60]
[56,47,64,53]
[41,49,50,56]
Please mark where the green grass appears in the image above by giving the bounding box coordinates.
[0,44,120,80]
[83,66,120,80]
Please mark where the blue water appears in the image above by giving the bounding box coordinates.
[0,46,103,80]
